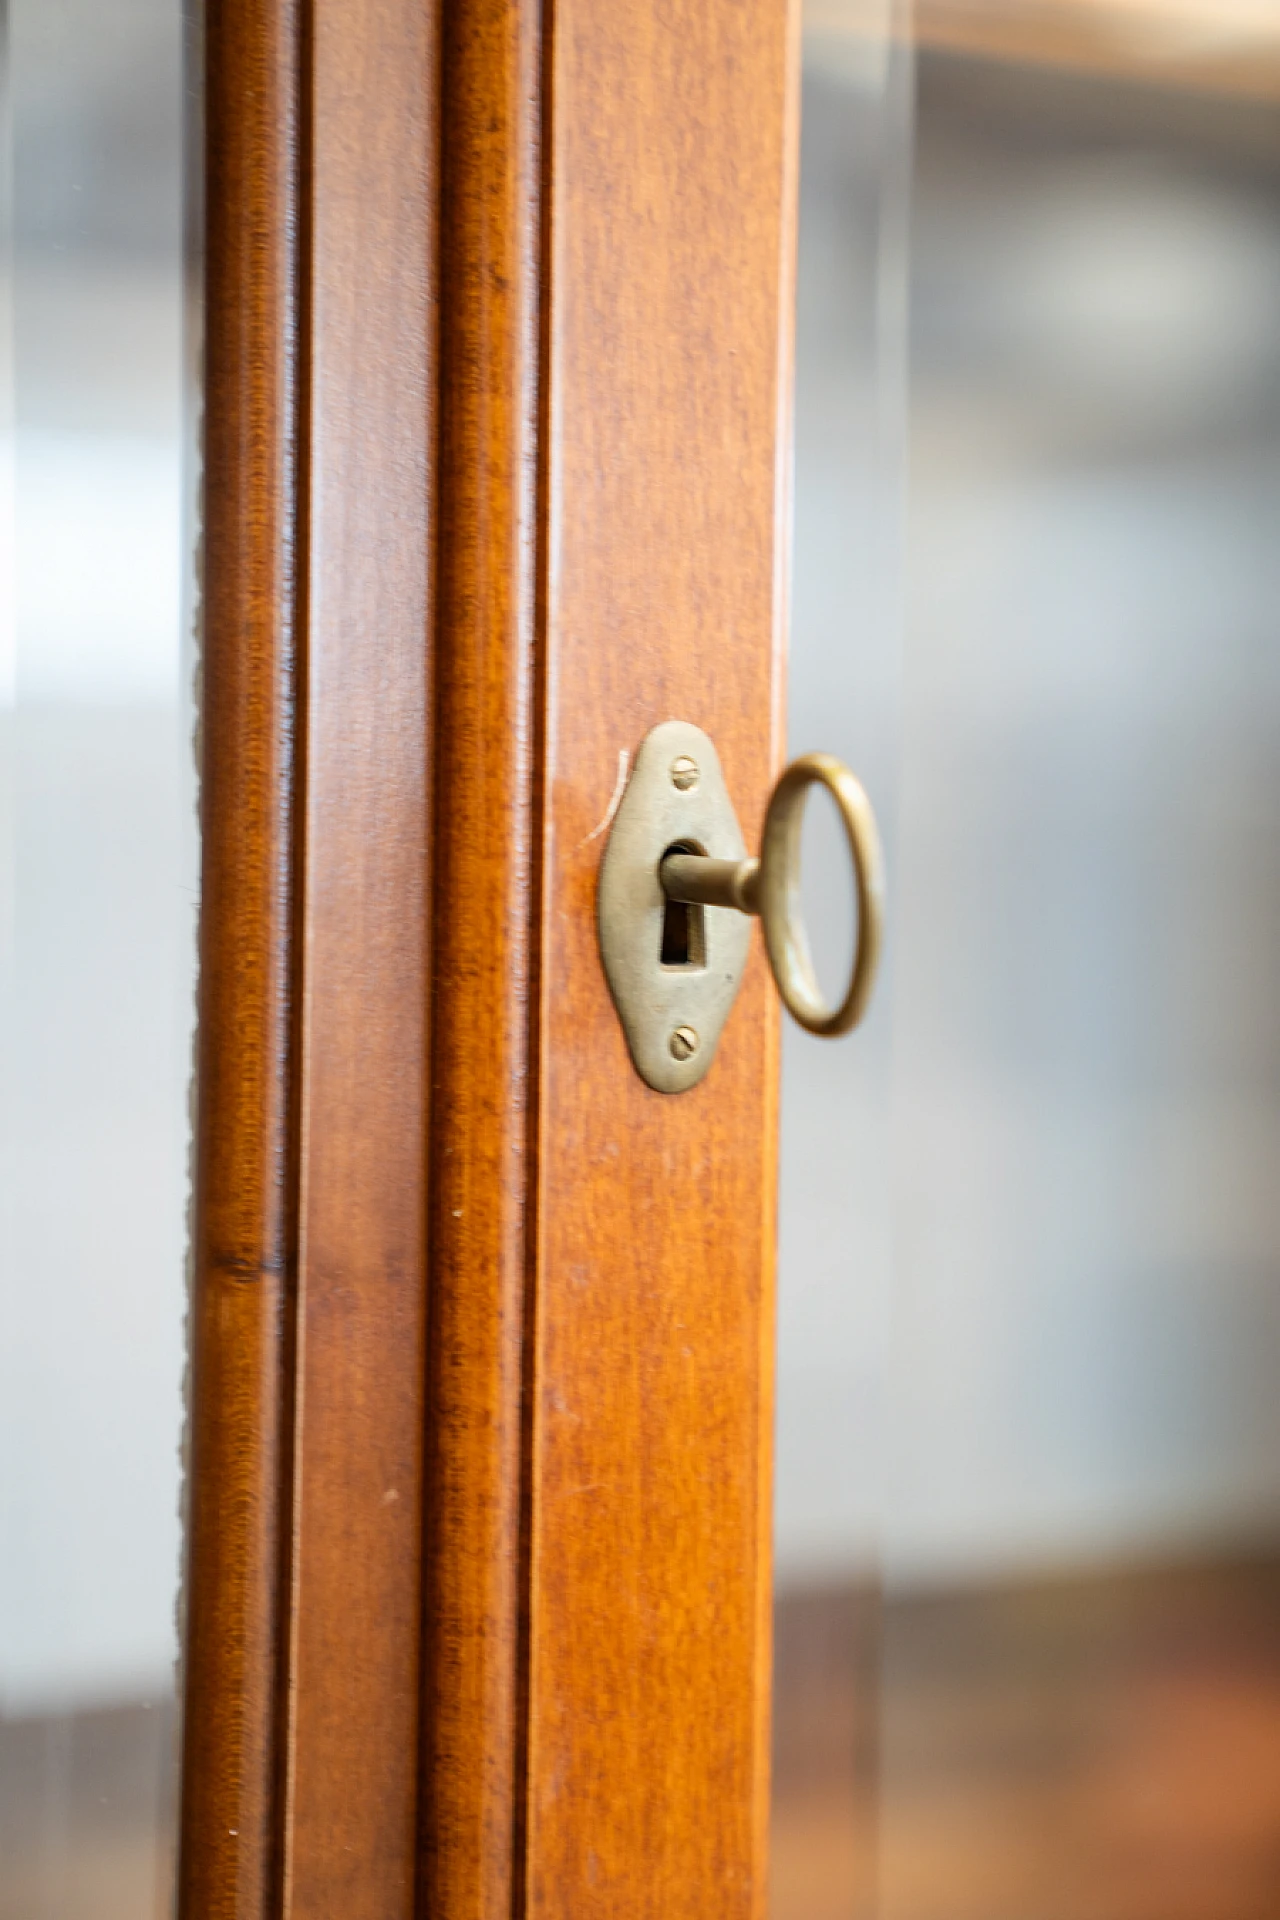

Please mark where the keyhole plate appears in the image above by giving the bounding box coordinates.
[597,720,751,1093]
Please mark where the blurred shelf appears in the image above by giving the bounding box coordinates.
[772,1555,1280,1920]
[805,0,1280,98]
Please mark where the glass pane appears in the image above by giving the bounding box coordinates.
[0,4,198,1914]
[773,5,909,1916]
[780,3,1280,1916]
[885,30,1280,1918]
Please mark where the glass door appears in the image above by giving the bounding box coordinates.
[775,3,1280,1915]
[1,4,198,1914]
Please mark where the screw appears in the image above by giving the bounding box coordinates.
[670,755,700,792]
[670,1025,699,1061]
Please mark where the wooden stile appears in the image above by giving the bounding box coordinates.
[183,2,797,1912]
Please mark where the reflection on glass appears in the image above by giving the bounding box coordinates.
[0,4,196,1915]
[778,3,1280,1917]
[885,39,1280,1919]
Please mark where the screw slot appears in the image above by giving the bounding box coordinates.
[670,755,699,792]
[669,1025,699,1061]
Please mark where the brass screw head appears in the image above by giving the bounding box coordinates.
[670,755,700,792]
[670,1025,699,1061]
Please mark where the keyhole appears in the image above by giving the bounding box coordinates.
[659,843,706,970]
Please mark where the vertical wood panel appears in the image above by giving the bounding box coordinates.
[188,2,796,1910]
[525,1,798,1913]
[180,4,302,1913]
[420,1,543,1916]
[284,2,436,1913]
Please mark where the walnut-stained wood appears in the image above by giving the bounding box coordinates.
[420,1,542,1916]
[422,1,798,1909]
[180,5,302,1914]
[522,2,798,1912]
[421,2,798,1910]
[188,0,796,1911]
[183,3,437,1916]
[283,1,437,1913]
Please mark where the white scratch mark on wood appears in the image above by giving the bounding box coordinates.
[578,749,629,848]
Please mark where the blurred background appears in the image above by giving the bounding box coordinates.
[0,1,195,1913]
[4,1,1280,1917]
[775,2,1280,1917]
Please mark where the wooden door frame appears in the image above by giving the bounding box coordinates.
[181,2,798,1913]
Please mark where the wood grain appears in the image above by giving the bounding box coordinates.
[180,5,302,1914]
[283,1,437,1913]
[183,2,438,1913]
[420,1,543,1916]
[524,1,799,1912]
[187,2,796,1910]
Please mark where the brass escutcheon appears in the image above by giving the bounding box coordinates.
[597,722,885,1092]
